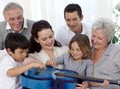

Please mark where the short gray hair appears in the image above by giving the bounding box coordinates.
[3,2,23,16]
[92,17,115,42]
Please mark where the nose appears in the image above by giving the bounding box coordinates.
[69,20,74,26]
[14,19,19,24]
[72,50,77,54]
[92,37,98,44]
[47,38,52,44]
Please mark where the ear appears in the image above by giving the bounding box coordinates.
[7,48,13,55]
[34,37,39,43]
[80,15,83,20]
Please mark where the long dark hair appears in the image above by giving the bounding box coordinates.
[28,20,61,53]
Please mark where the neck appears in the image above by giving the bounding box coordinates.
[75,23,82,34]
[44,48,55,60]
[92,48,106,64]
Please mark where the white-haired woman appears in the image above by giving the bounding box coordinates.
[89,17,120,89]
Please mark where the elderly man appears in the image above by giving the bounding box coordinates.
[0,2,34,49]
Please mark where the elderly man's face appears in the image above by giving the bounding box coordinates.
[4,8,24,32]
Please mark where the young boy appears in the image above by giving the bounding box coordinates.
[0,33,45,89]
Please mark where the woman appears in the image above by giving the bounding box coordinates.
[89,17,120,89]
[28,20,69,68]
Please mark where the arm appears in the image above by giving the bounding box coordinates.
[89,79,109,87]
[46,54,65,67]
[7,60,45,77]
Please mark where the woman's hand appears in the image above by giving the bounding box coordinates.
[46,59,56,68]
[75,81,88,89]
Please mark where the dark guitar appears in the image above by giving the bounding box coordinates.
[55,72,120,86]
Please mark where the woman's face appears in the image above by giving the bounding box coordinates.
[35,28,55,50]
[70,41,83,61]
[91,29,108,50]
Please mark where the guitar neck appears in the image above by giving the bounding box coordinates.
[55,72,120,86]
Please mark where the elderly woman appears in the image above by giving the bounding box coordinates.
[89,17,120,89]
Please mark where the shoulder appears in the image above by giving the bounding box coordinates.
[57,25,70,33]
[54,46,69,52]
[0,21,7,28]
[0,49,7,63]
[1,53,15,64]
[83,59,93,64]
[82,22,92,30]
[107,43,120,53]
[26,19,35,25]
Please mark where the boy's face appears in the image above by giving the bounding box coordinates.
[8,48,28,62]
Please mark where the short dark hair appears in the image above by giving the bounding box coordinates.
[5,33,29,53]
[64,3,82,18]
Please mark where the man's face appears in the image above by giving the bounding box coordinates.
[64,11,83,33]
[4,8,24,32]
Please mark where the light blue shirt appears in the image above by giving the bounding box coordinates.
[55,53,93,77]
[90,43,120,89]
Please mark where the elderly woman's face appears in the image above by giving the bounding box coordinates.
[91,29,108,50]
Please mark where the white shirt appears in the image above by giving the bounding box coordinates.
[6,19,27,33]
[29,46,69,64]
[56,22,92,46]
[29,46,69,68]
[0,49,7,63]
[0,50,22,89]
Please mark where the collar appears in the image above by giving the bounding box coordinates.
[6,19,28,33]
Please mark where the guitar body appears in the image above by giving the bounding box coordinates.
[20,66,78,89]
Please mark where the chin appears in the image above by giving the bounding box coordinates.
[47,47,53,50]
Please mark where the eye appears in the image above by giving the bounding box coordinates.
[49,35,54,39]
[9,18,15,21]
[73,18,78,21]
[42,38,47,41]
[17,15,23,20]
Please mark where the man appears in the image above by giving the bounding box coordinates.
[0,2,34,49]
[56,3,91,46]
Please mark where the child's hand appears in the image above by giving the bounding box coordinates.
[46,59,56,68]
[32,61,46,69]
[75,81,88,89]
[23,57,37,65]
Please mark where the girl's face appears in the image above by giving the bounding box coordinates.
[8,48,28,62]
[70,41,83,61]
[35,28,55,50]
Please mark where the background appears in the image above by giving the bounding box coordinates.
[0,0,120,43]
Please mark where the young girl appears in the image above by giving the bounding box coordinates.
[47,34,93,89]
